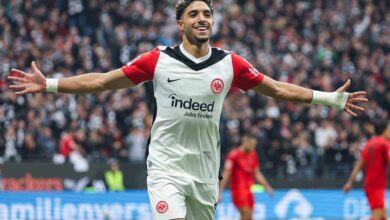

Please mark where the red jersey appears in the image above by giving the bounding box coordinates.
[360,137,390,189]
[225,148,259,191]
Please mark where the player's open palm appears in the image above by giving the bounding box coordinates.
[336,79,368,117]
[8,61,46,95]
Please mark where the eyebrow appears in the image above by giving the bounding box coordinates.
[187,9,212,14]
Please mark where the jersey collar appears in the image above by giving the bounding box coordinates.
[179,43,212,64]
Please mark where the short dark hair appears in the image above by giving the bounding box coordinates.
[240,134,258,143]
[373,120,389,135]
[176,0,214,20]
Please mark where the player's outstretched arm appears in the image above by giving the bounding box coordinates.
[343,159,364,193]
[253,76,367,117]
[8,61,135,95]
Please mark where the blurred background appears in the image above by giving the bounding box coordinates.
[0,0,389,219]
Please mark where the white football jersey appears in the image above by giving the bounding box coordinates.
[122,44,263,184]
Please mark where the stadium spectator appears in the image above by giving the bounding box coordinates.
[59,129,84,158]
[125,127,147,163]
[20,132,39,161]
[3,127,21,162]
[36,126,57,159]
[315,119,338,176]
[58,128,89,171]
[84,129,106,162]
[292,131,315,179]
[343,120,390,220]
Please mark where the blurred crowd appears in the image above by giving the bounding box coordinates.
[0,0,389,179]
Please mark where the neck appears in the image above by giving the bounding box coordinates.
[182,37,210,58]
[239,146,250,154]
[379,133,389,140]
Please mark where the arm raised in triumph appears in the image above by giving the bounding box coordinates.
[231,53,368,117]
[8,61,135,95]
[253,75,367,117]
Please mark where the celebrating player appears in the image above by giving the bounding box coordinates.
[9,0,367,219]
[343,121,390,220]
[219,135,273,220]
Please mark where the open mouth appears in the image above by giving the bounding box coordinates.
[195,26,208,31]
[194,26,209,34]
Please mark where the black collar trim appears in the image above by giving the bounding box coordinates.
[161,45,230,71]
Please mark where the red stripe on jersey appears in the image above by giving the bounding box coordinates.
[231,52,264,91]
[121,47,160,85]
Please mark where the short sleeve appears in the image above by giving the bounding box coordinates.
[224,152,235,170]
[231,52,264,91]
[121,47,160,85]
[360,143,368,162]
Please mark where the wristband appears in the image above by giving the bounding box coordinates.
[311,90,349,110]
[46,78,59,93]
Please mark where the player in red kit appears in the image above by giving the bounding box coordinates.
[344,120,390,220]
[219,135,273,220]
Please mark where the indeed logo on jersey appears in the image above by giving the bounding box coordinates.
[169,95,214,119]
[170,95,214,112]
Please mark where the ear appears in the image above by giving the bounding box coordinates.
[177,20,184,32]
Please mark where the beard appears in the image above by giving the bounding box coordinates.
[194,35,209,44]
[184,27,211,45]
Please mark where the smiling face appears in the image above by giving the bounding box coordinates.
[177,1,214,46]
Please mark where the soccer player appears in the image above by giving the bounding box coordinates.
[219,135,273,220]
[9,0,367,219]
[343,121,390,220]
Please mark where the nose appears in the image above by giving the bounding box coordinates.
[196,13,207,22]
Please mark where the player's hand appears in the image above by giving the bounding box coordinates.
[336,79,368,117]
[343,181,353,193]
[266,187,274,198]
[8,61,46,95]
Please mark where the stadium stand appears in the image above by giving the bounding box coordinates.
[0,0,389,181]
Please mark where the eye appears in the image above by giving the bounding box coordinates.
[204,12,212,18]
